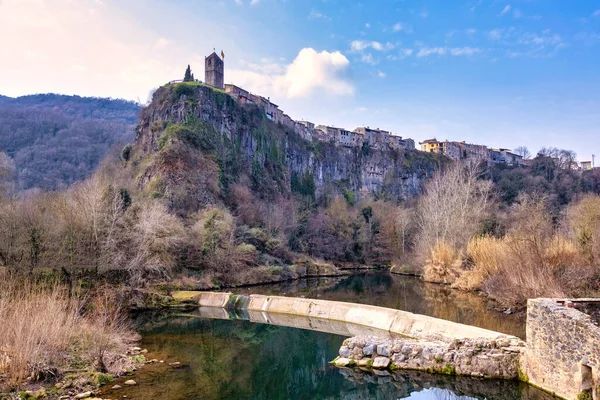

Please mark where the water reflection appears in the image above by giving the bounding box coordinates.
[102,313,553,400]
[234,272,525,338]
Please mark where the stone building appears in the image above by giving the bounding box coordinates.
[442,141,462,160]
[205,52,224,89]
[224,84,249,103]
[420,139,443,154]
[298,121,315,130]
[501,150,524,166]
[354,127,390,150]
[489,148,524,166]
[315,125,338,143]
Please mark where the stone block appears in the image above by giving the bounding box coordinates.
[377,344,390,357]
[339,346,351,358]
[363,343,376,356]
[372,356,390,369]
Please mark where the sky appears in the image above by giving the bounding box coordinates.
[0,0,599,161]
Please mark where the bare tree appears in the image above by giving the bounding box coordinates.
[558,149,577,170]
[416,159,494,260]
[514,146,531,160]
[0,152,16,198]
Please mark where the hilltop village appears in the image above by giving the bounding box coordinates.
[201,52,591,169]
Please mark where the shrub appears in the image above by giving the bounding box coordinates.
[454,236,508,290]
[121,144,132,162]
[0,276,134,386]
[564,194,600,264]
[423,241,463,284]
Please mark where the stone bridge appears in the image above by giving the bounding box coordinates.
[175,291,600,400]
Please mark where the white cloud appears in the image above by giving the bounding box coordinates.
[360,53,376,64]
[235,0,242,4]
[417,47,446,57]
[351,40,384,52]
[365,23,370,28]
[393,23,404,32]
[0,0,189,101]
[519,31,563,46]
[513,9,522,19]
[420,11,428,18]
[386,48,413,61]
[593,10,600,17]
[466,28,477,35]
[500,5,511,16]
[489,29,503,40]
[417,46,481,57]
[450,47,481,56]
[153,37,170,50]
[355,106,368,113]
[229,48,353,98]
[377,70,386,78]
[250,0,259,4]
[308,10,330,20]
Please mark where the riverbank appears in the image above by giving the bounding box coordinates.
[0,269,527,398]
[0,262,368,398]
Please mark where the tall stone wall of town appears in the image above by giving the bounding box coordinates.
[524,299,600,400]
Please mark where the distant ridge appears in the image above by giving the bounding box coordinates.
[0,93,141,190]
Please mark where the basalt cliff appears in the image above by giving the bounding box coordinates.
[131,83,444,214]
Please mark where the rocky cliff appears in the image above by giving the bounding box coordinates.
[132,82,444,213]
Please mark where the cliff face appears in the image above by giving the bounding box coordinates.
[133,83,443,212]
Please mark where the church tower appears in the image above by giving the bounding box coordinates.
[205,52,224,89]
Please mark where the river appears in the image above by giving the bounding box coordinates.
[99,272,556,400]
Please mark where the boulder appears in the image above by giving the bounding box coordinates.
[124,380,137,386]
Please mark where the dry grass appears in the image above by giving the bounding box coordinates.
[0,275,135,387]
[453,233,590,306]
[454,236,508,291]
[423,241,463,284]
[0,277,80,384]
[543,235,581,270]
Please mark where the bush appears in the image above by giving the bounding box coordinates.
[121,144,132,162]
[423,241,463,284]
[454,236,508,290]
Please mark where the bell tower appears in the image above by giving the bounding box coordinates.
[205,52,224,89]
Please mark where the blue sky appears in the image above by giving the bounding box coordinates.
[0,0,599,161]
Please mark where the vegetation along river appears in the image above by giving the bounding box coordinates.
[100,272,555,400]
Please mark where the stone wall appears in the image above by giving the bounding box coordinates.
[524,299,600,400]
[334,335,523,380]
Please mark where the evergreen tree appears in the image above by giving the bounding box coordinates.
[183,65,193,82]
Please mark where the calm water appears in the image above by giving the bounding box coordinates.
[100,273,550,400]
[235,272,525,338]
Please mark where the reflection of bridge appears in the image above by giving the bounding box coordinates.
[181,291,510,342]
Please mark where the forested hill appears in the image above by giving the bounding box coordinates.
[0,94,140,190]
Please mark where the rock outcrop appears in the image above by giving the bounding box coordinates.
[132,83,444,212]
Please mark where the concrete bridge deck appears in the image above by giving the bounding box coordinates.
[174,291,519,342]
